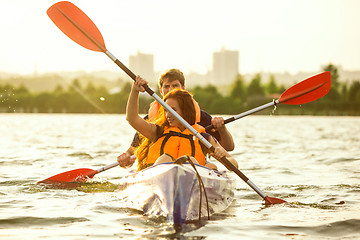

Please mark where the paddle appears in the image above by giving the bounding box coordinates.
[46,1,286,205]
[37,156,136,184]
[205,71,331,131]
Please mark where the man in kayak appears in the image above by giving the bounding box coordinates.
[117,69,235,168]
[126,75,238,170]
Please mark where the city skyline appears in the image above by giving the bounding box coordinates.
[128,48,240,86]
[0,0,359,76]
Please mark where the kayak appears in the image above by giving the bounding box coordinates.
[117,162,236,224]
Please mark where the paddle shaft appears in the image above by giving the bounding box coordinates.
[105,51,268,200]
[205,75,329,131]
[96,161,120,173]
[205,100,279,131]
[95,155,136,173]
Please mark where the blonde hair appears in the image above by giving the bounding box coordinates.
[135,89,195,171]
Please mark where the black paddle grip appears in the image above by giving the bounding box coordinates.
[114,59,154,95]
[209,146,248,181]
[204,116,235,131]
[219,156,249,182]
[114,59,136,80]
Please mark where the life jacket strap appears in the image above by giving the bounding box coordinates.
[159,131,195,158]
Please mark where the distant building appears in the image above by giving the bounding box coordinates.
[186,71,211,88]
[129,51,155,83]
[211,48,239,85]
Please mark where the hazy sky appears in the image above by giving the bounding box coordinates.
[0,0,359,76]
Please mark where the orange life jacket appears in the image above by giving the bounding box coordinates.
[148,100,201,123]
[146,124,206,166]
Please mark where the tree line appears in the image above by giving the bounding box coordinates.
[1,64,359,115]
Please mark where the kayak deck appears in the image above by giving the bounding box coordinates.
[118,162,235,224]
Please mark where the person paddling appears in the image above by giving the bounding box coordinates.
[118,69,234,168]
[126,76,238,171]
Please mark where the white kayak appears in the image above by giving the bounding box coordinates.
[118,162,236,224]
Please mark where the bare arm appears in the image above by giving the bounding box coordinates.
[126,76,158,142]
[211,117,235,151]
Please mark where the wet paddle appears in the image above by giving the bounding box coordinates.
[205,71,331,131]
[37,156,136,184]
[46,1,286,205]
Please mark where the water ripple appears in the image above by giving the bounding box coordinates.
[0,216,89,228]
[265,218,360,238]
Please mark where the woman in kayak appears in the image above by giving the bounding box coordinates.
[126,75,238,171]
[117,68,235,168]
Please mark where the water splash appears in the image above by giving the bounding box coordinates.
[77,181,118,193]
[35,179,118,192]
[0,216,89,228]
[270,99,277,116]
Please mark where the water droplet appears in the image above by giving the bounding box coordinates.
[271,104,277,115]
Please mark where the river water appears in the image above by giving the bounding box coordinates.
[1,114,359,239]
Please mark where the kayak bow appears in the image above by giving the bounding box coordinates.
[118,163,235,224]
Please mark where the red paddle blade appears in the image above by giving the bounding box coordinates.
[37,168,98,184]
[279,71,331,105]
[47,1,107,52]
[264,196,287,205]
